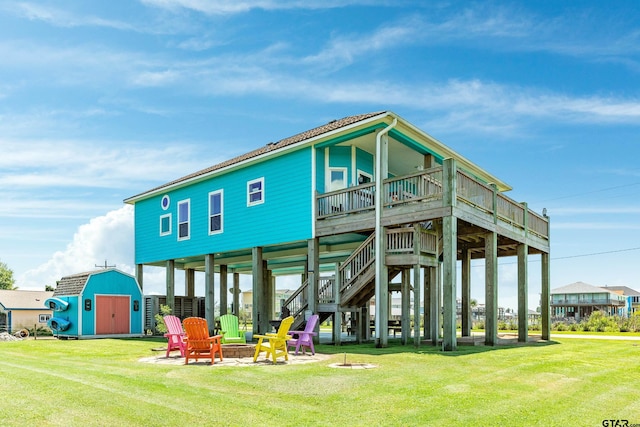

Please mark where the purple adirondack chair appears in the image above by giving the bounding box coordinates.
[288,314,319,355]
[163,315,186,357]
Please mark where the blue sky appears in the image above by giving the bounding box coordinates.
[1,1,639,309]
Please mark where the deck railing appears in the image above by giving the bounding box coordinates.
[282,279,308,319]
[316,166,549,240]
[318,276,335,304]
[339,233,376,295]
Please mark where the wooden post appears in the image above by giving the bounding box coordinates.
[485,232,498,346]
[430,266,440,346]
[185,268,195,297]
[252,247,263,334]
[461,247,471,337]
[333,262,342,345]
[423,267,431,340]
[413,264,421,347]
[136,264,144,292]
[232,272,240,316]
[541,251,551,340]
[401,269,410,345]
[307,238,319,317]
[517,243,529,343]
[204,254,215,333]
[219,265,228,316]
[442,158,457,351]
[165,259,175,313]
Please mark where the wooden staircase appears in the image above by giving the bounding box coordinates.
[282,225,437,331]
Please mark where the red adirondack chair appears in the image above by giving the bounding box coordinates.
[163,315,186,358]
[288,314,319,355]
[183,317,223,365]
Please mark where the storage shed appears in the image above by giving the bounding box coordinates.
[46,269,144,339]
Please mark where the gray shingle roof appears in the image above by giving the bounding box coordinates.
[602,285,640,296]
[54,272,91,296]
[125,111,386,201]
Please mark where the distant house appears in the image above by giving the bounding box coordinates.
[0,290,54,333]
[551,282,627,320]
[602,286,640,317]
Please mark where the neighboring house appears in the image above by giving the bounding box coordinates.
[47,269,144,339]
[124,111,550,350]
[602,286,640,317]
[0,290,54,333]
[551,281,627,320]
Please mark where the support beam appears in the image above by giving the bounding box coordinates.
[306,238,319,317]
[204,254,215,333]
[541,252,551,340]
[136,264,144,292]
[219,265,228,315]
[442,158,457,351]
[485,232,498,346]
[165,259,175,312]
[333,263,342,345]
[423,266,430,340]
[252,247,264,334]
[232,272,240,316]
[401,269,410,345]
[442,215,457,351]
[461,247,471,337]
[413,264,421,347]
[430,266,440,346]
[517,243,528,343]
[185,268,195,297]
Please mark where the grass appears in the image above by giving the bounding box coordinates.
[1,337,639,426]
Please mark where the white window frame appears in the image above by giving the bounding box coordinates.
[177,199,190,241]
[159,213,172,236]
[327,167,348,192]
[39,314,51,323]
[247,177,265,206]
[208,190,223,235]
[357,169,373,185]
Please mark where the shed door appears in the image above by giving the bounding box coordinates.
[96,296,130,335]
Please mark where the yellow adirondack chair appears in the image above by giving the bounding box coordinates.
[219,314,246,344]
[183,317,223,365]
[253,316,294,364]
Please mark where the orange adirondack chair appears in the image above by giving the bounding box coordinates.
[253,316,294,364]
[163,315,186,358]
[183,317,223,365]
[288,314,319,355]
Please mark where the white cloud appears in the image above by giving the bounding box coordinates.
[18,205,136,289]
[141,0,376,14]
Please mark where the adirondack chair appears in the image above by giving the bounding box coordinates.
[183,317,223,365]
[218,314,246,344]
[163,315,186,358]
[253,315,294,364]
[288,314,319,355]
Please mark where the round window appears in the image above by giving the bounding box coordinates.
[161,195,170,210]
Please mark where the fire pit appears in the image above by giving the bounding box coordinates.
[221,344,256,358]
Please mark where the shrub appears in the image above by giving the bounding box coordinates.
[154,304,173,335]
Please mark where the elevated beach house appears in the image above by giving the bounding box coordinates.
[124,111,550,350]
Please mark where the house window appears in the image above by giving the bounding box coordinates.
[357,170,372,185]
[160,214,171,236]
[209,190,223,234]
[328,167,347,192]
[247,178,264,206]
[178,199,190,240]
[39,314,51,323]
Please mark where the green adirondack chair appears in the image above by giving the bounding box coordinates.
[218,314,246,344]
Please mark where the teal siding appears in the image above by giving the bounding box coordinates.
[135,147,313,264]
[50,296,79,336]
[355,148,374,179]
[316,148,325,194]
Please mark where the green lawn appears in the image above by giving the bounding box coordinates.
[1,336,639,426]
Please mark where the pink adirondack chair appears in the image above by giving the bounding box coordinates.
[288,314,319,355]
[163,315,186,357]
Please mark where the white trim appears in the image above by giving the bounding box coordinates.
[327,167,348,192]
[159,213,172,236]
[247,177,265,206]
[208,189,224,235]
[351,146,357,186]
[311,146,316,238]
[177,198,191,241]
[357,169,373,185]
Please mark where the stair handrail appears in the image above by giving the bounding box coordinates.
[339,233,376,294]
[282,278,309,319]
